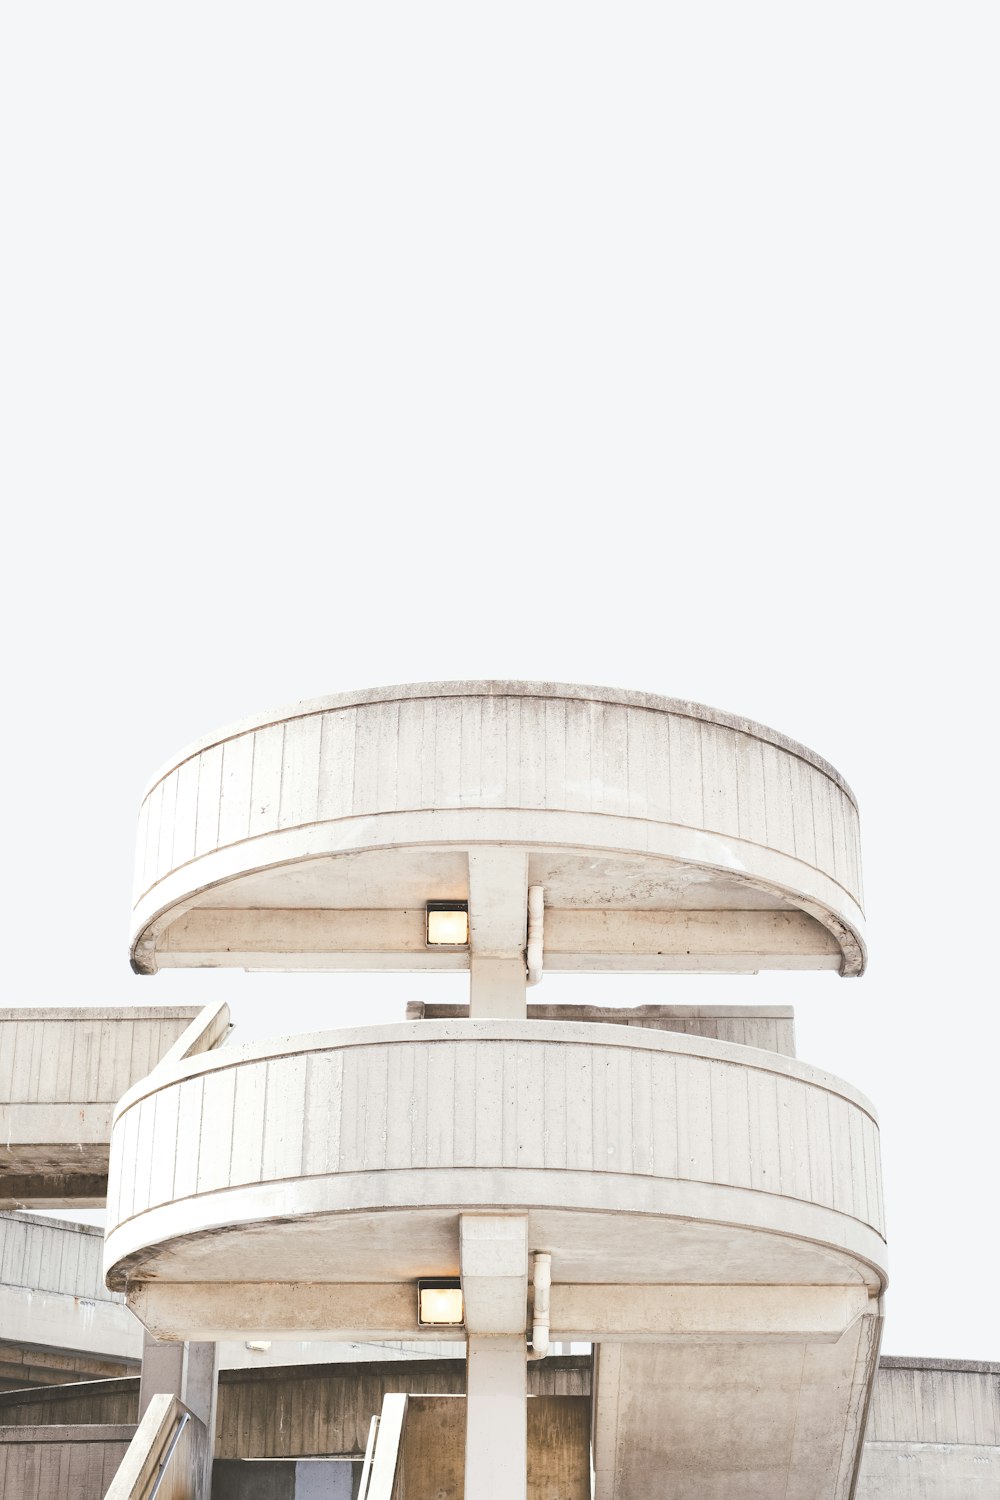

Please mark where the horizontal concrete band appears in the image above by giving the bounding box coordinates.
[132,818,864,975]
[0,1104,115,1145]
[880,1356,1000,1375]
[0,1425,137,1442]
[104,1023,886,1289]
[857,1444,1000,1497]
[149,906,844,972]
[126,1280,874,1344]
[0,1284,141,1361]
[105,1171,889,1293]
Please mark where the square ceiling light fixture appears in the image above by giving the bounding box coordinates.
[418,1278,464,1327]
[425,901,469,948]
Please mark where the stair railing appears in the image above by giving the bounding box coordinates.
[104,1394,207,1500]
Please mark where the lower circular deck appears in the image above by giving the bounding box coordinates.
[104,1020,886,1339]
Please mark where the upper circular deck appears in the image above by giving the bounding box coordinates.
[130,681,865,976]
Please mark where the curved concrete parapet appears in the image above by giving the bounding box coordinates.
[104,1021,886,1337]
[129,682,865,977]
[859,1358,1000,1496]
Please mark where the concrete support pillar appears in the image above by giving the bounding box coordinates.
[460,1214,528,1500]
[139,1331,218,1494]
[466,1335,528,1500]
[467,849,528,1019]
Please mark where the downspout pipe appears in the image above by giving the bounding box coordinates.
[530,1251,552,1358]
[526,885,544,987]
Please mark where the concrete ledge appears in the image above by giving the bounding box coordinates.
[407,1002,797,1056]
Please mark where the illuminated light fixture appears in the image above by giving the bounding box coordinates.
[425,901,469,948]
[418,1278,464,1326]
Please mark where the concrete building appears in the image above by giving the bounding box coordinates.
[0,682,995,1497]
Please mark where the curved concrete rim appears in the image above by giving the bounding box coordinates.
[129,813,867,977]
[111,1019,880,1126]
[138,680,860,808]
[104,1174,889,1294]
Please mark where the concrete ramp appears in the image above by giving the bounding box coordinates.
[0,1006,227,1207]
[594,1303,883,1500]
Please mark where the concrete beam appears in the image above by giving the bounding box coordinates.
[126,1279,873,1347]
[0,1283,142,1363]
[550,1284,872,1342]
[546,909,840,963]
[127,1281,449,1343]
[0,1347,135,1389]
[468,850,529,1018]
[459,1215,529,1336]
[0,1174,109,1209]
[149,906,838,973]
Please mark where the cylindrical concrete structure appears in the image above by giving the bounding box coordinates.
[104,1020,886,1319]
[129,681,865,978]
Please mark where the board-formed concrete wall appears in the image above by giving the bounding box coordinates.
[0,1213,141,1389]
[0,1212,119,1305]
[387,1394,590,1500]
[0,1357,589,1459]
[857,1358,1000,1497]
[0,1008,202,1205]
[12,1357,996,1496]
[0,1424,134,1500]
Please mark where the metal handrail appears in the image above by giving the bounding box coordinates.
[363,1394,408,1500]
[147,1411,190,1500]
[358,1414,379,1499]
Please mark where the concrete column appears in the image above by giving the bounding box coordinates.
[467,849,528,1019]
[466,1335,528,1500]
[138,1331,184,1418]
[139,1331,218,1494]
[184,1339,219,1463]
[460,1214,528,1500]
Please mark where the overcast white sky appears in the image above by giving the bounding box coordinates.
[2,5,997,1360]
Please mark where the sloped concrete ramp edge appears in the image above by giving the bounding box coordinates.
[593,1303,883,1500]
